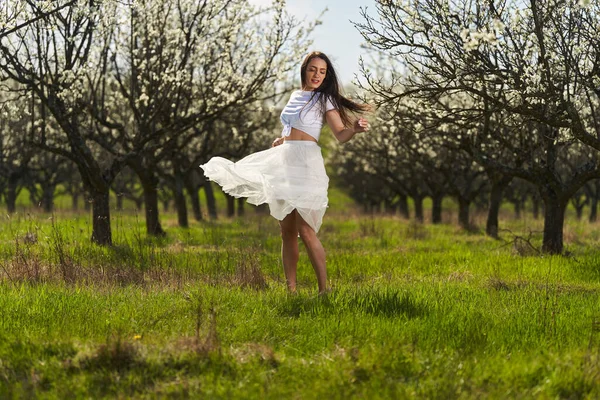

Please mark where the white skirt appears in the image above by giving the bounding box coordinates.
[200,141,329,233]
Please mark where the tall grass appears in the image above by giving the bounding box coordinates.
[0,205,599,398]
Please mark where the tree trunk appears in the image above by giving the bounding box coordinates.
[255,203,269,215]
[174,170,189,228]
[6,174,18,214]
[458,197,470,230]
[42,184,55,213]
[374,202,381,213]
[185,177,202,221]
[29,187,39,207]
[398,194,409,219]
[226,195,235,217]
[532,196,540,219]
[129,159,165,236]
[115,194,124,211]
[589,196,598,222]
[189,189,202,221]
[162,199,169,212]
[384,198,395,214]
[72,191,79,210]
[237,197,245,217]
[541,196,566,254]
[486,180,506,238]
[413,195,424,222]
[204,180,217,219]
[84,196,91,211]
[142,181,166,236]
[431,194,443,224]
[90,189,112,245]
[576,204,584,220]
[514,201,521,219]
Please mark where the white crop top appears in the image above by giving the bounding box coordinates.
[280,90,336,141]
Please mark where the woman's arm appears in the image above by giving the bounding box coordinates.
[325,110,369,143]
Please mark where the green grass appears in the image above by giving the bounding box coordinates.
[0,202,599,398]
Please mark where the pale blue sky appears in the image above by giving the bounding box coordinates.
[249,0,377,85]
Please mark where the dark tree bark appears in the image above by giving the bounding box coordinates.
[184,173,202,221]
[570,192,587,221]
[142,183,165,236]
[513,201,522,219]
[90,189,112,245]
[255,203,269,215]
[590,197,598,222]
[384,198,392,214]
[26,153,70,214]
[237,197,245,217]
[575,204,584,220]
[486,175,512,238]
[64,179,84,211]
[431,194,443,224]
[72,191,79,210]
[204,180,217,219]
[458,197,471,230]
[189,187,202,221]
[398,194,409,218]
[413,195,424,222]
[373,202,382,213]
[111,167,143,213]
[115,194,124,211]
[173,166,189,228]
[532,196,540,219]
[42,184,55,213]
[226,194,235,217]
[6,173,19,214]
[541,195,567,254]
[584,180,600,222]
[130,160,165,236]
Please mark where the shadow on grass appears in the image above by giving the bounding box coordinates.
[277,289,429,319]
[573,255,600,283]
[71,341,238,399]
[347,290,428,318]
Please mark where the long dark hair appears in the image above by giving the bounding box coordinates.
[300,51,370,127]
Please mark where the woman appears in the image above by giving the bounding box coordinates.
[201,51,370,293]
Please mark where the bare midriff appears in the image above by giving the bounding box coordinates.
[284,128,317,142]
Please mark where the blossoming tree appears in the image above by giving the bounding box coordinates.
[355,0,600,253]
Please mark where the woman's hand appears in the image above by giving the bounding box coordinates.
[272,137,285,147]
[353,117,369,134]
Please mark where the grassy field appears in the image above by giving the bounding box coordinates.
[1,190,599,399]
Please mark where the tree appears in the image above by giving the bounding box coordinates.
[0,85,35,212]
[1,0,311,244]
[355,0,600,253]
[111,166,143,211]
[27,151,72,213]
[1,0,128,244]
[89,0,311,235]
[0,1,78,39]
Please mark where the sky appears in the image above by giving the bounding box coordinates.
[248,0,378,86]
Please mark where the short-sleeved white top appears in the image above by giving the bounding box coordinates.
[280,90,336,142]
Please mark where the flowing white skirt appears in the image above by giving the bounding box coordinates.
[200,141,329,233]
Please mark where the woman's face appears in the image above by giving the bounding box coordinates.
[304,57,327,90]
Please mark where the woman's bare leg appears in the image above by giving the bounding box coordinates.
[279,210,299,292]
[295,213,327,293]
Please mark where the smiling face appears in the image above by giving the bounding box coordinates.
[303,57,327,91]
